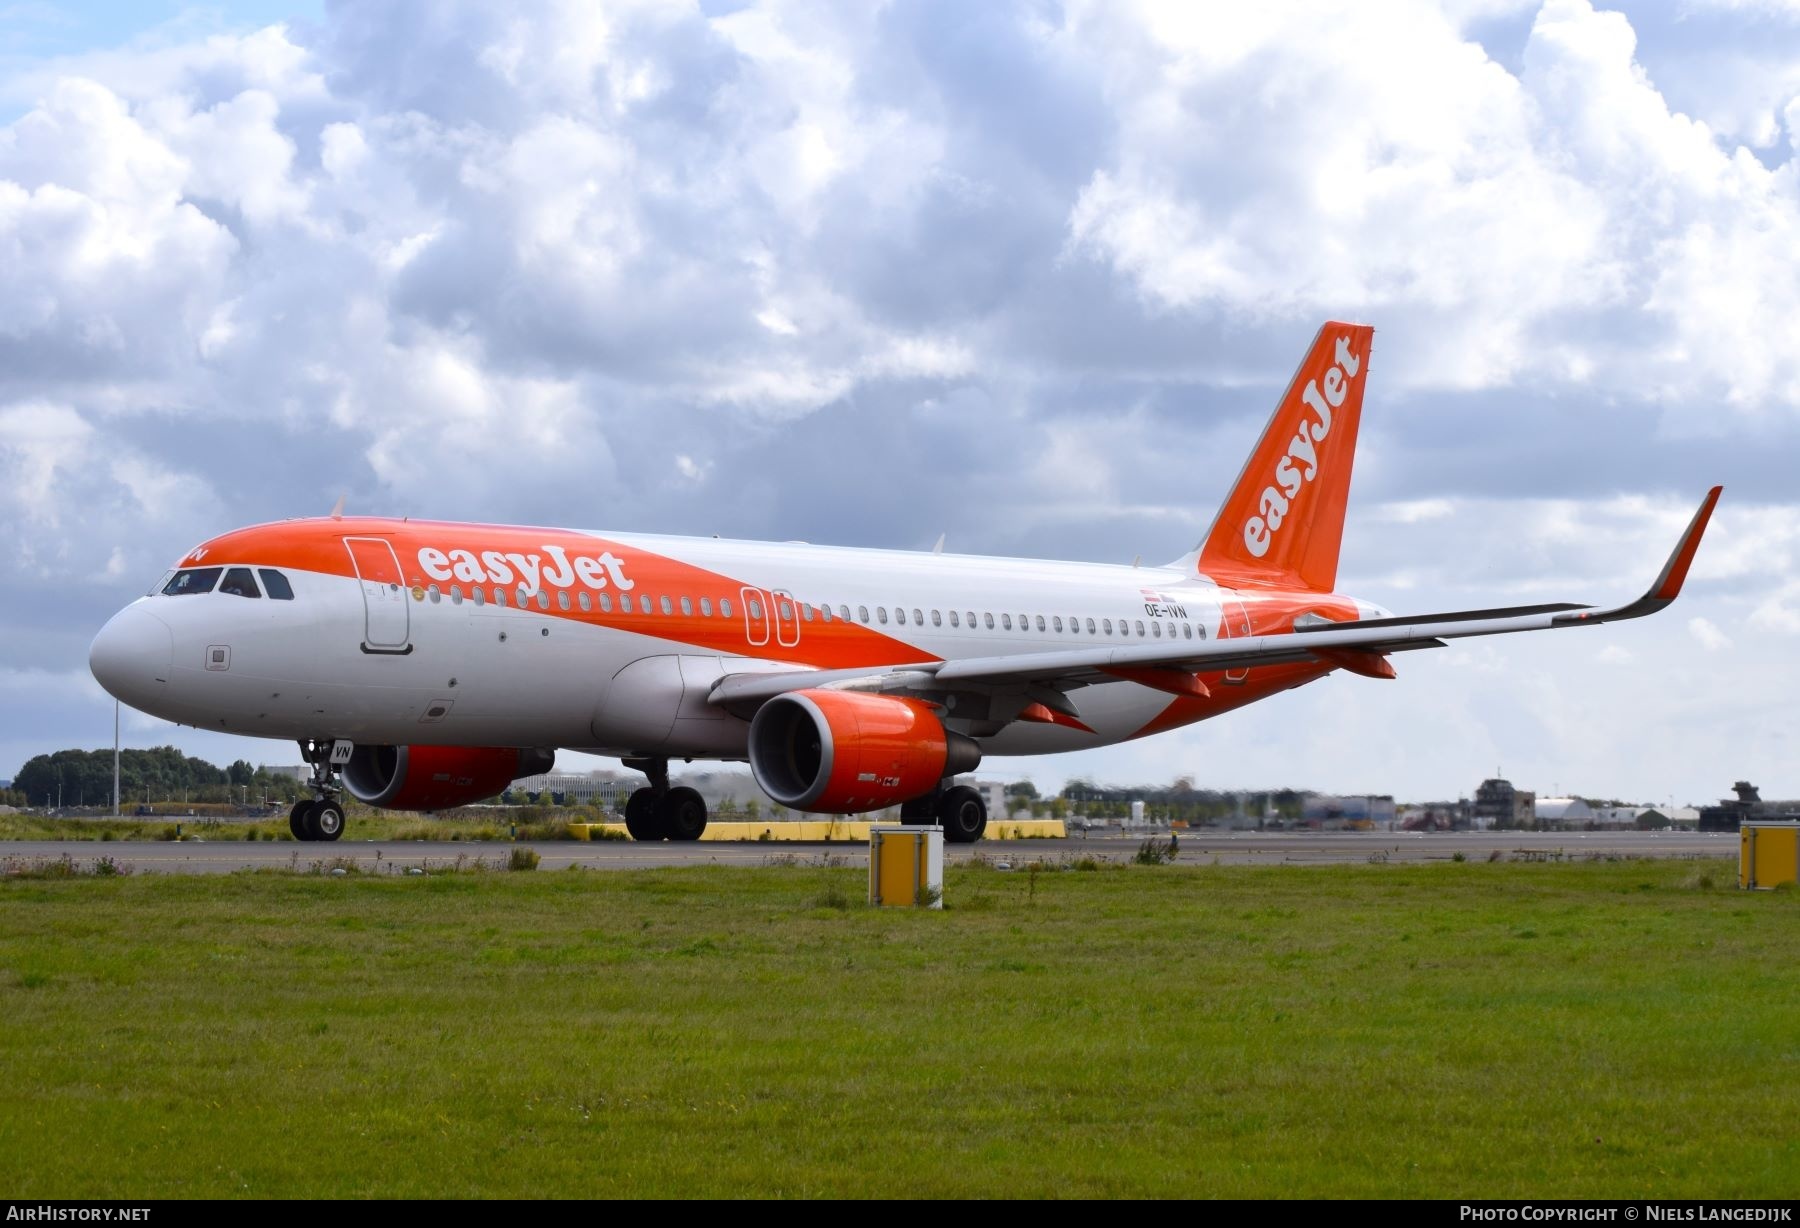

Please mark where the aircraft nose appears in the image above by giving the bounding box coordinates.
[89,604,174,710]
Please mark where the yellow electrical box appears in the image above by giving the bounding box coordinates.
[1739,822,1799,890]
[869,825,944,908]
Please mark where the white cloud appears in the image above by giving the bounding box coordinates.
[1689,616,1733,650]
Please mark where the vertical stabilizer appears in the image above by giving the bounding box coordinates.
[1180,321,1374,592]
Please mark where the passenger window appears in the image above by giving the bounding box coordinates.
[779,601,792,621]
[819,604,831,622]
[983,612,994,629]
[257,569,294,600]
[1152,621,1162,637]
[598,592,611,612]
[1135,620,1146,636]
[858,606,870,623]
[578,591,591,611]
[516,586,530,607]
[557,591,570,610]
[218,568,260,598]
[802,604,814,622]
[640,595,654,614]
[1182,622,1192,639]
[749,598,763,619]
[721,597,733,617]
[1018,614,1028,630]
[700,596,712,617]
[895,607,907,625]
[912,608,923,625]
[536,591,550,611]
[473,587,486,607]
[428,584,441,604]
[966,612,976,628]
[451,585,463,605]
[1035,615,1046,631]
[1086,618,1097,634]
[1167,621,1176,639]
[948,610,959,628]
[877,607,889,624]
[1053,616,1063,632]
[838,604,850,621]
[681,596,693,616]
[659,596,672,615]
[494,589,508,608]
[1103,618,1113,635]
[1001,613,1012,630]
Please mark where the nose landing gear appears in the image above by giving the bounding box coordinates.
[621,757,708,842]
[288,740,348,842]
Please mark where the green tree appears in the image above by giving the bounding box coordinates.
[1005,779,1039,801]
[745,797,761,821]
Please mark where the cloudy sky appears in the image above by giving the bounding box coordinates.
[3,0,1797,806]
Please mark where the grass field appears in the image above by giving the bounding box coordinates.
[0,858,1793,1198]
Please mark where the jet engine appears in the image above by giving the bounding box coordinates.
[748,690,981,814]
[341,745,555,811]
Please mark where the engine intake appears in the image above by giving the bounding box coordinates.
[748,690,981,814]
[341,745,555,811]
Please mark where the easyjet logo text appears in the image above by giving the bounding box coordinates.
[1243,333,1361,559]
[416,545,635,593]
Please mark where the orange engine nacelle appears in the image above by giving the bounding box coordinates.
[341,745,555,811]
[748,690,982,814]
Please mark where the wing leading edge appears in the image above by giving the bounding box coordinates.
[708,487,1721,711]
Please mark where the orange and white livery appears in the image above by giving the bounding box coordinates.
[89,322,1722,843]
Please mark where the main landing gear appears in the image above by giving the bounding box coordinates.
[289,739,348,843]
[901,780,988,843]
[622,757,708,842]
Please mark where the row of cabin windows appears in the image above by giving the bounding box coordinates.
[160,567,295,600]
[159,566,1204,643]
[420,583,1203,642]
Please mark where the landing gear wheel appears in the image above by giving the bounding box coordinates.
[289,800,316,841]
[659,787,708,842]
[937,785,987,844]
[312,801,346,842]
[624,788,663,841]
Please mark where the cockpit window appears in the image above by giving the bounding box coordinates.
[149,571,174,597]
[162,568,222,596]
[258,569,295,600]
[218,568,261,599]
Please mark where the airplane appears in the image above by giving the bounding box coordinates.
[88,321,1721,844]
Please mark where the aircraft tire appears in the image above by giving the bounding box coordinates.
[312,801,346,842]
[289,801,316,842]
[659,787,708,842]
[938,785,987,843]
[624,788,663,841]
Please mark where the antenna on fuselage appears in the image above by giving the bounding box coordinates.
[329,494,346,520]
[932,532,945,555]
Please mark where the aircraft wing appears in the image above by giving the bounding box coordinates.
[708,486,1720,711]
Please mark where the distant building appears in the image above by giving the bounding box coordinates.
[1535,797,1596,828]
[0,778,11,790]
[264,765,307,781]
[1471,778,1535,830]
[1303,794,1397,828]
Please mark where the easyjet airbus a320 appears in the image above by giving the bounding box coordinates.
[89,322,1720,843]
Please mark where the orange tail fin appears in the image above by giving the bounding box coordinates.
[1186,321,1374,592]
